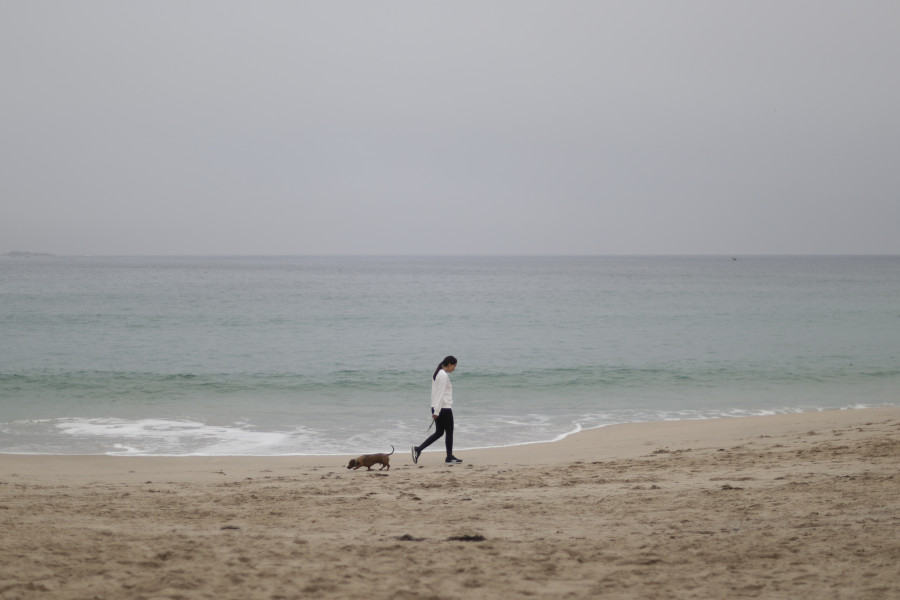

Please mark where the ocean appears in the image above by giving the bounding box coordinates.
[1,255,898,456]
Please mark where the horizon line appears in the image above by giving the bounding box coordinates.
[5,251,900,259]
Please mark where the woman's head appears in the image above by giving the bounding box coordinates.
[434,355,458,379]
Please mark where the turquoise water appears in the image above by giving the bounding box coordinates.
[1,255,898,455]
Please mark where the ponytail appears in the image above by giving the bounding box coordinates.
[433,355,458,380]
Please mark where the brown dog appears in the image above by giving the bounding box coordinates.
[347,445,395,471]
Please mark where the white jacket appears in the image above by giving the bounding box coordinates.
[431,369,453,413]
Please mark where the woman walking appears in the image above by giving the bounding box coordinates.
[412,356,462,465]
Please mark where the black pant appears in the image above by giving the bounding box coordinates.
[418,408,454,457]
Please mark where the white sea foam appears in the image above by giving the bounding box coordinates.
[53,418,309,456]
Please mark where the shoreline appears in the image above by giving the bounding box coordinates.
[2,405,898,599]
[2,405,897,477]
[3,404,896,462]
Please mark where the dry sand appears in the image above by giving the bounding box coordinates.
[1,406,898,599]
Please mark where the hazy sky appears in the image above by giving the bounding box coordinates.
[2,2,899,255]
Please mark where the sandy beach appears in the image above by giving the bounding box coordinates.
[1,406,898,599]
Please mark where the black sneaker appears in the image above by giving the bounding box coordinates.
[445,456,462,464]
[411,446,421,464]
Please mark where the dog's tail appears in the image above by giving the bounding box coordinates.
[387,445,395,456]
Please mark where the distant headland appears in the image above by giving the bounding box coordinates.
[4,251,56,258]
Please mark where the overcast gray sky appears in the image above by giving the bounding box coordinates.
[2,2,898,256]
